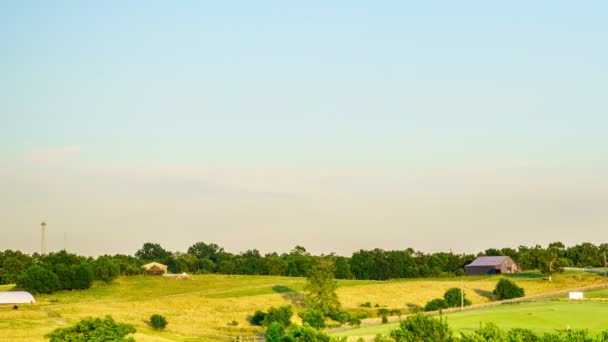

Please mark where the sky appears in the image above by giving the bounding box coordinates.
[1,1,607,256]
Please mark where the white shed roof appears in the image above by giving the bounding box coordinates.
[0,291,36,304]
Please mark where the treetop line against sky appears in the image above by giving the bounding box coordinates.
[1,2,607,256]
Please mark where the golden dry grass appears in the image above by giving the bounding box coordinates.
[0,272,604,341]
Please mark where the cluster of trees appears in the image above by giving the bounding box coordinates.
[1,250,127,294]
[380,315,608,342]
[132,241,608,280]
[2,241,607,294]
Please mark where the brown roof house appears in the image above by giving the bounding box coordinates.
[143,262,168,276]
[464,256,519,276]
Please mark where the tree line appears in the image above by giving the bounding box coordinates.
[1,241,607,292]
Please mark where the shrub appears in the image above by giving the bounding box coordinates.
[250,310,267,326]
[348,316,362,327]
[507,328,540,341]
[443,287,472,308]
[299,308,325,329]
[454,269,466,277]
[360,302,372,308]
[493,278,525,300]
[390,314,454,342]
[285,323,331,342]
[263,305,293,327]
[377,308,390,316]
[16,265,60,294]
[381,315,388,324]
[45,315,135,342]
[424,298,448,311]
[228,320,238,326]
[330,310,351,324]
[149,314,168,330]
[265,322,285,342]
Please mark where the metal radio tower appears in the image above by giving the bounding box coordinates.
[41,221,47,255]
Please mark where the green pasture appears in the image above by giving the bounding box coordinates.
[333,288,608,339]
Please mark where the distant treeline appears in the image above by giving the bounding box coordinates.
[1,241,606,289]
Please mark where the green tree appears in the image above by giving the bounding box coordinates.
[16,265,60,294]
[94,256,120,283]
[299,308,326,329]
[45,315,136,342]
[263,305,293,327]
[424,298,448,312]
[443,287,471,308]
[493,278,525,300]
[135,242,170,261]
[149,314,168,330]
[303,260,341,316]
[0,250,33,284]
[71,263,94,289]
[265,322,285,342]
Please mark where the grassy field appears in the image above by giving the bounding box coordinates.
[0,272,605,341]
[332,287,608,340]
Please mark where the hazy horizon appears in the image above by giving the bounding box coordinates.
[2,2,607,257]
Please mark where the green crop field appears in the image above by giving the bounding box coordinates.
[332,287,608,340]
[0,272,605,341]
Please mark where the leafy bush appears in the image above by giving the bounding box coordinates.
[228,320,239,326]
[360,302,372,308]
[284,323,332,342]
[263,305,293,327]
[424,298,449,311]
[149,314,168,330]
[454,269,466,276]
[265,322,285,342]
[381,315,388,324]
[443,287,472,308]
[299,308,325,329]
[16,265,60,294]
[250,310,267,326]
[390,314,454,342]
[507,328,540,341]
[348,316,362,327]
[45,315,135,342]
[330,310,351,324]
[493,278,525,300]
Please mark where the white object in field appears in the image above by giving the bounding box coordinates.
[0,291,36,304]
[569,292,584,300]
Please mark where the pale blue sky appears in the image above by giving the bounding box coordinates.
[1,1,607,255]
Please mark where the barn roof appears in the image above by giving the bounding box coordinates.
[466,256,510,267]
[0,291,35,304]
[143,262,168,270]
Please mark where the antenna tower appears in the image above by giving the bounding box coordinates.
[41,221,47,255]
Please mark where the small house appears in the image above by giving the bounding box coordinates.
[143,262,168,276]
[464,256,519,276]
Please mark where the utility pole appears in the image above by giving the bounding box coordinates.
[40,221,47,255]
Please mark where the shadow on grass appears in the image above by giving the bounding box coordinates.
[504,272,543,279]
[272,286,305,306]
[473,288,496,300]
